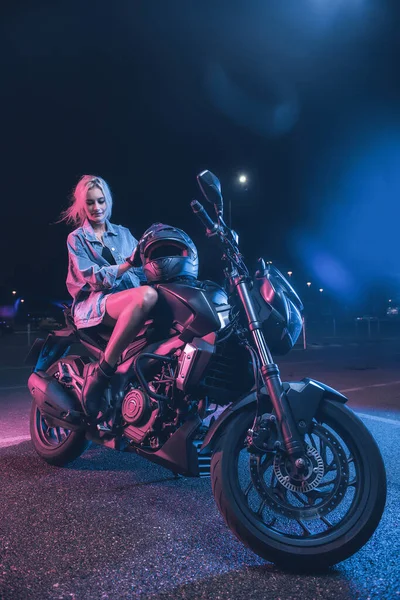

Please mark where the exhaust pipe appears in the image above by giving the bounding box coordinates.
[28,371,84,431]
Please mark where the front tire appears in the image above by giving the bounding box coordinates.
[211,401,386,570]
[30,361,89,466]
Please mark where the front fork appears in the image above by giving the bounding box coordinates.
[234,278,305,460]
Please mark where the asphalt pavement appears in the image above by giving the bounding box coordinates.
[0,333,399,599]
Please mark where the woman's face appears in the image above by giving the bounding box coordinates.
[85,185,108,225]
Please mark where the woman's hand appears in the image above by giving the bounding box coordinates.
[126,245,141,268]
[117,262,135,277]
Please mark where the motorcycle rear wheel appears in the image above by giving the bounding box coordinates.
[30,361,89,466]
[210,400,386,571]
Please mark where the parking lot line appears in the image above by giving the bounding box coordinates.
[356,413,400,427]
[0,366,32,371]
[0,385,28,391]
[0,435,31,448]
[340,380,400,393]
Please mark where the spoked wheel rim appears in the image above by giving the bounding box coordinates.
[233,412,367,547]
[34,405,72,448]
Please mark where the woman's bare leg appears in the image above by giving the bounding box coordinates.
[81,285,157,416]
[102,286,158,367]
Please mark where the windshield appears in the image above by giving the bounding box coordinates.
[267,266,303,312]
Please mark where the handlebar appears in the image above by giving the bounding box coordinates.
[190,198,248,279]
[190,199,219,233]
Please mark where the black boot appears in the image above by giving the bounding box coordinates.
[81,359,115,418]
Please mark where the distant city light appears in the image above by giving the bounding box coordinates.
[307,282,312,287]
[238,174,247,184]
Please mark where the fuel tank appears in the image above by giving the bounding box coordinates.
[155,280,229,342]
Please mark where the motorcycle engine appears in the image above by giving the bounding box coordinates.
[122,386,161,446]
[122,361,176,448]
[122,388,151,425]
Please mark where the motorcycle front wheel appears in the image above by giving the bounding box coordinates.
[30,361,89,466]
[210,400,386,571]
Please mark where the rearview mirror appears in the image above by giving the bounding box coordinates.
[197,170,224,216]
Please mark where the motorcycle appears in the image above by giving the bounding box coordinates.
[27,170,386,570]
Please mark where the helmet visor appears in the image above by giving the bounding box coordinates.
[145,240,189,260]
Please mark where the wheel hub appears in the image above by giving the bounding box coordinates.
[273,445,324,493]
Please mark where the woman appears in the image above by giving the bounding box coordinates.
[63,175,158,418]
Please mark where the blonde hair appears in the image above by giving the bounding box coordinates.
[60,175,113,227]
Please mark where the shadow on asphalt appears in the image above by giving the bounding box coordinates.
[140,564,354,600]
[0,440,180,475]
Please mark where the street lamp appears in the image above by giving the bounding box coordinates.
[287,271,293,277]
[238,174,247,184]
[307,282,311,287]
[319,288,324,293]
[20,299,25,303]
[12,290,17,295]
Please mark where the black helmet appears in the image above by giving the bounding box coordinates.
[137,223,199,283]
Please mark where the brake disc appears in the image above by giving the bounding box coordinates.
[249,424,350,519]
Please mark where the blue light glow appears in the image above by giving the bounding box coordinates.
[294,127,400,301]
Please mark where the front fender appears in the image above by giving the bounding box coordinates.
[200,378,348,454]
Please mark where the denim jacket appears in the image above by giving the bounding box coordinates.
[66,219,146,329]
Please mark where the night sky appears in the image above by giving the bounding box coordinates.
[2,1,400,311]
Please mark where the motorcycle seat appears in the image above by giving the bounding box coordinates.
[62,304,155,351]
[78,319,154,349]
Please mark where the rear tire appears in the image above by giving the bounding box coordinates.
[30,361,89,466]
[210,400,386,570]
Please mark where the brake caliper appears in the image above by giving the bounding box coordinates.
[246,413,282,454]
